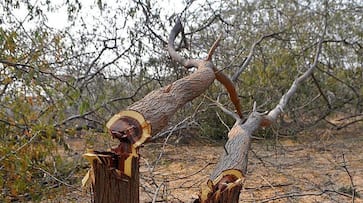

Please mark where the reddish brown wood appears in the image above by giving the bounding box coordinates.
[90,150,139,203]
[196,169,244,203]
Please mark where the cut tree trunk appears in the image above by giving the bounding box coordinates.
[82,19,243,203]
[84,149,140,203]
[195,113,262,203]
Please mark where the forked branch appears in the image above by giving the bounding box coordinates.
[168,18,243,119]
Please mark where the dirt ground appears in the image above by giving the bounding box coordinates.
[62,122,363,203]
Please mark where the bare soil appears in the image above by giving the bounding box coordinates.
[61,122,363,203]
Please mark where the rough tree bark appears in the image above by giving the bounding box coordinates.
[82,19,243,203]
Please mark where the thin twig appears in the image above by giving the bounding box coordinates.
[166,162,215,182]
[311,73,332,109]
[204,95,240,121]
[35,167,81,190]
[341,153,356,203]
[216,111,230,131]
[259,189,354,203]
[152,182,165,203]
[151,116,191,173]
[231,32,282,82]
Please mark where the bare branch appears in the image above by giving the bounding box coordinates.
[316,65,361,110]
[168,19,201,68]
[56,79,154,127]
[341,153,357,202]
[137,0,168,46]
[152,182,165,203]
[185,14,219,35]
[0,131,39,162]
[231,32,280,83]
[206,34,222,61]
[311,73,332,109]
[166,162,214,182]
[267,17,327,123]
[35,167,80,190]
[331,117,363,130]
[260,190,354,203]
[80,42,135,89]
[205,95,240,121]
[0,60,75,90]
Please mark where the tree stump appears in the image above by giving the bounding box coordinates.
[83,110,151,203]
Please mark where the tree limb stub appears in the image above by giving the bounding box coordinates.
[106,110,151,148]
[206,34,222,61]
[210,111,262,180]
[196,111,261,203]
[83,150,140,203]
[83,113,144,203]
